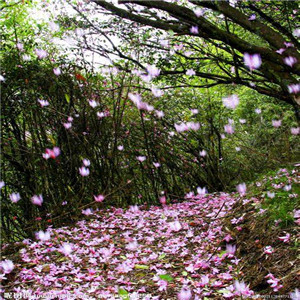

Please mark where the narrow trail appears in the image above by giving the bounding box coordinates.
[2,193,253,299]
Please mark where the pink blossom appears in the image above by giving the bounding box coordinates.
[267,192,275,198]
[226,244,236,257]
[138,102,154,111]
[53,147,60,157]
[197,187,207,196]
[140,74,152,82]
[174,123,187,132]
[157,280,168,291]
[38,99,49,107]
[159,40,169,47]
[159,196,166,205]
[224,234,233,242]
[186,69,196,76]
[43,147,60,159]
[290,288,300,300]
[185,51,193,57]
[22,54,31,61]
[191,109,198,114]
[151,87,164,97]
[0,260,14,274]
[174,44,184,51]
[264,246,274,255]
[272,120,281,128]
[243,53,262,70]
[42,152,50,160]
[288,84,300,94]
[126,240,139,251]
[293,29,300,37]
[53,68,61,76]
[79,167,90,176]
[36,230,51,241]
[284,56,297,67]
[59,243,73,256]
[236,183,246,195]
[146,64,160,78]
[276,48,286,55]
[17,43,24,51]
[177,287,192,300]
[94,194,105,202]
[31,194,43,206]
[190,26,199,34]
[199,150,207,157]
[175,122,200,132]
[293,209,300,219]
[284,42,294,48]
[0,181,5,189]
[153,162,161,168]
[63,122,72,129]
[155,110,165,118]
[97,112,105,118]
[278,233,290,243]
[248,14,256,21]
[255,108,261,114]
[136,156,146,162]
[82,159,90,167]
[222,94,239,109]
[117,145,124,151]
[265,273,283,292]
[194,8,204,17]
[291,127,300,135]
[234,280,253,296]
[188,122,200,130]
[169,221,182,231]
[116,261,133,273]
[199,274,209,286]
[224,124,234,134]
[35,49,48,59]
[88,100,98,108]
[189,122,200,130]
[82,208,93,215]
[10,192,21,203]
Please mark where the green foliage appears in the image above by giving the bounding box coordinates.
[250,168,299,227]
[118,288,129,300]
[159,274,174,282]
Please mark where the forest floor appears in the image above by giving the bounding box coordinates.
[1,167,299,300]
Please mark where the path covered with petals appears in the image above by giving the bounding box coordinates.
[2,166,299,300]
[3,193,255,299]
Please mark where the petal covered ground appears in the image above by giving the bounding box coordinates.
[1,168,299,299]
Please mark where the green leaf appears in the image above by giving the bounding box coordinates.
[134,264,149,270]
[118,288,129,300]
[182,271,188,276]
[158,253,166,260]
[159,274,173,282]
[65,94,70,103]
